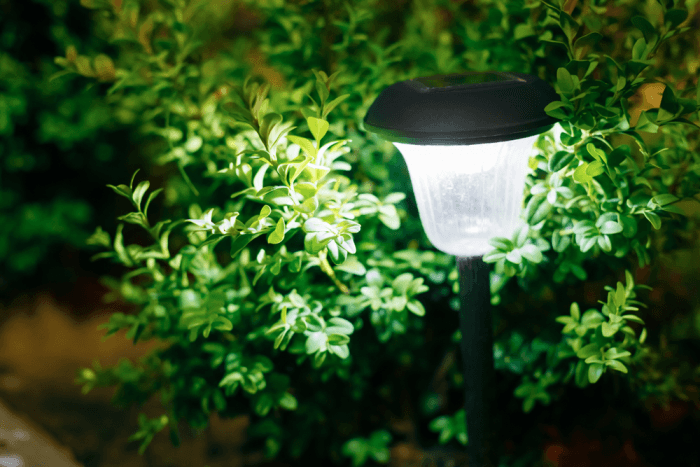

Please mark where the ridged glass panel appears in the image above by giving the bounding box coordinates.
[394,135,538,256]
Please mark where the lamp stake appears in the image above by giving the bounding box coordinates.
[457,255,496,467]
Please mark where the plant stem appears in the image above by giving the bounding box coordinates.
[177,161,200,196]
[318,249,350,294]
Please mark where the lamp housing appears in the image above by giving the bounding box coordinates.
[363,71,560,256]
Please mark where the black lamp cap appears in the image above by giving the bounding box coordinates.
[363,71,561,146]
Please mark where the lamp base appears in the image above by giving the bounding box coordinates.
[457,255,496,467]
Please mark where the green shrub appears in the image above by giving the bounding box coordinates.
[57,0,700,464]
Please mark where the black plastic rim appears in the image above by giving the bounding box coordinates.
[362,71,561,146]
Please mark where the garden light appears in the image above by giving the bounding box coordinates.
[363,71,559,466]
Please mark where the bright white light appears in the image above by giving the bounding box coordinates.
[394,143,500,175]
[394,135,539,257]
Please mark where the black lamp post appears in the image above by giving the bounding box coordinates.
[363,71,559,466]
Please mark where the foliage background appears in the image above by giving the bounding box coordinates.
[1,0,700,466]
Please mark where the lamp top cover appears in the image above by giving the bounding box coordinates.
[363,71,560,146]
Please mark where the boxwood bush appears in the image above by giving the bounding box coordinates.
[38,0,700,464]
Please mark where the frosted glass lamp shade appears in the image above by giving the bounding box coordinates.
[363,70,560,256]
[394,135,538,257]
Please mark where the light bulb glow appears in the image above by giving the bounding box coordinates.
[394,135,539,257]
[394,143,501,175]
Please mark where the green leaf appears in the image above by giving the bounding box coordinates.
[559,11,580,42]
[113,223,133,266]
[631,16,657,45]
[307,116,329,142]
[661,204,685,215]
[573,32,602,51]
[107,183,133,200]
[514,23,535,39]
[524,195,552,225]
[378,204,400,230]
[618,215,638,238]
[573,163,592,184]
[626,59,655,78]
[117,212,145,226]
[588,363,604,383]
[557,67,575,94]
[560,125,584,146]
[555,315,573,325]
[506,249,522,264]
[652,194,679,206]
[607,146,629,168]
[292,197,319,214]
[406,300,426,316]
[259,204,272,219]
[586,143,607,163]
[267,217,286,244]
[544,101,571,119]
[488,237,513,250]
[94,54,115,81]
[658,86,681,122]
[597,235,612,252]
[483,251,507,262]
[230,232,266,258]
[330,344,349,359]
[143,188,163,218]
[625,269,635,290]
[574,360,588,387]
[326,317,354,335]
[604,348,632,360]
[667,108,700,125]
[552,231,571,252]
[334,256,366,275]
[576,343,599,359]
[279,392,298,410]
[519,244,542,263]
[548,150,575,172]
[586,160,605,177]
[604,54,623,72]
[132,180,150,208]
[601,321,617,337]
[305,331,327,354]
[616,76,627,92]
[599,221,623,235]
[287,135,317,160]
[556,186,575,200]
[665,9,688,30]
[614,281,625,308]
[643,211,662,229]
[87,226,111,248]
[570,302,581,321]
[214,317,233,331]
[634,111,659,133]
[304,218,332,233]
[302,163,330,183]
[316,81,329,105]
[327,240,348,264]
[606,359,628,373]
[322,94,351,120]
[632,38,647,61]
[185,136,203,153]
[540,38,568,50]
[327,333,350,345]
[573,221,595,236]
